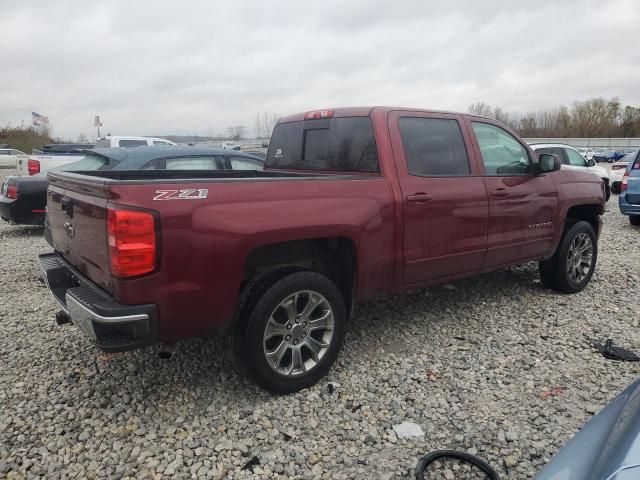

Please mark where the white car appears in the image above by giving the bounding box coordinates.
[529,143,610,200]
[610,151,637,193]
[576,147,595,161]
[94,136,176,148]
[0,148,28,168]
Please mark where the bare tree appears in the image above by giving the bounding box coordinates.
[226,125,247,141]
[468,102,493,117]
[253,112,281,139]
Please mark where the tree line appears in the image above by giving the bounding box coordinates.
[469,97,640,138]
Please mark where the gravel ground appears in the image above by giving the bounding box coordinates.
[1,166,639,479]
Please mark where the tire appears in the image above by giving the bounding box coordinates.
[538,220,597,293]
[233,271,347,394]
[611,182,621,194]
[604,183,611,202]
[630,216,640,226]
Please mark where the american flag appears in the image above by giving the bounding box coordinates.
[32,112,49,126]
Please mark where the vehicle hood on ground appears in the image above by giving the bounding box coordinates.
[537,377,640,479]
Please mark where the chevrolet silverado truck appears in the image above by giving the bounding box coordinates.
[39,107,605,393]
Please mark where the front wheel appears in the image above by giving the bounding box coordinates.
[234,271,347,394]
[538,221,597,293]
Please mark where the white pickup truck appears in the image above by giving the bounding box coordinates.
[18,144,94,176]
[94,136,176,148]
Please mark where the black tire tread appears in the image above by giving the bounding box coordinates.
[233,270,347,394]
[538,220,597,293]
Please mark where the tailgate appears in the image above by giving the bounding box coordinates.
[47,173,113,294]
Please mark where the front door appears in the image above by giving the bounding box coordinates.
[389,112,489,285]
[466,119,557,267]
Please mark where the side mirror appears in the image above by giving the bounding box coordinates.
[537,153,561,174]
[587,158,596,167]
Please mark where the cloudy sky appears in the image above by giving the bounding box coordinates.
[1,0,639,139]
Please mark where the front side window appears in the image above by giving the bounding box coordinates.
[472,122,531,175]
[566,148,588,167]
[398,117,470,176]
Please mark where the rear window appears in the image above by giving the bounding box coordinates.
[266,117,379,173]
[46,154,113,175]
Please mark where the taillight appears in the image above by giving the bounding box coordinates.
[6,184,18,199]
[107,208,157,277]
[27,159,40,175]
[304,109,334,120]
[621,172,629,191]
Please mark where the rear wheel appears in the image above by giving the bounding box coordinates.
[538,221,597,293]
[233,271,347,394]
[611,182,621,194]
[630,216,640,226]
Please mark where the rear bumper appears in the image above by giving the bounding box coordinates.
[619,194,640,216]
[38,252,158,352]
[0,196,45,225]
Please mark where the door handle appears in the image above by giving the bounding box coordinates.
[491,188,509,197]
[406,193,433,203]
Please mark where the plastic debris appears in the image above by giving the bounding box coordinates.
[592,339,640,362]
[393,422,424,438]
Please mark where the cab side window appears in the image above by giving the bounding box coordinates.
[398,117,470,176]
[472,122,531,175]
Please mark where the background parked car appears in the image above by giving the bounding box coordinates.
[530,143,610,200]
[0,148,28,168]
[610,151,637,194]
[0,146,264,226]
[576,147,594,160]
[593,149,628,163]
[619,153,640,225]
[94,136,176,148]
[17,143,93,176]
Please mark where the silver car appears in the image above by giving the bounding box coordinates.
[537,377,640,479]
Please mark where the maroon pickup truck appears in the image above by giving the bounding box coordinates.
[40,107,605,393]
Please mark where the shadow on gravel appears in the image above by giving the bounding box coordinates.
[69,263,547,406]
[0,224,45,238]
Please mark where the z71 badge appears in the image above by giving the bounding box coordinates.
[153,189,209,201]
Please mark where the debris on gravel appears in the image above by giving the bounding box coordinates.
[1,167,639,479]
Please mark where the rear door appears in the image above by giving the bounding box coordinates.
[47,173,113,293]
[389,111,488,285]
[466,119,557,266]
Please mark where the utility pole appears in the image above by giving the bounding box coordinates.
[94,115,103,138]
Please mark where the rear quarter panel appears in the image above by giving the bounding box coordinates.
[107,177,396,341]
